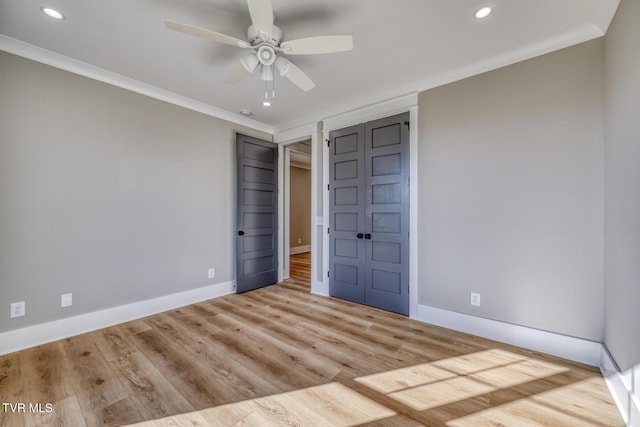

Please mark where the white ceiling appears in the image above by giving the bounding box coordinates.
[0,0,620,132]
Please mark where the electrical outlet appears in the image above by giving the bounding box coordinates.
[470,292,481,307]
[61,293,73,308]
[10,301,25,318]
[208,268,215,279]
[297,238,302,244]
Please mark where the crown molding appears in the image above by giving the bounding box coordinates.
[0,35,274,135]
[591,0,622,34]
[413,22,606,95]
[2,0,619,139]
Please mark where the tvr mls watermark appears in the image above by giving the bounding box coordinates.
[2,402,54,413]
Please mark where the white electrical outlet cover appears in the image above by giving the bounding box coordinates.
[61,293,73,308]
[470,292,481,306]
[10,301,25,318]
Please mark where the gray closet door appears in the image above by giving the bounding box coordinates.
[236,134,278,293]
[364,113,410,315]
[329,124,366,303]
[328,113,409,315]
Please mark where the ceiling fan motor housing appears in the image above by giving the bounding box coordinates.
[247,24,283,46]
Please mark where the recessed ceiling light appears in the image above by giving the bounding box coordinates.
[239,109,252,117]
[474,6,492,19]
[262,100,271,107]
[41,7,65,20]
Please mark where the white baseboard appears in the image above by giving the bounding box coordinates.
[415,304,603,367]
[0,280,235,356]
[601,347,640,427]
[290,245,311,255]
[1,286,633,425]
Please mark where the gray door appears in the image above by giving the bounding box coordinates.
[236,133,278,293]
[329,124,366,303]
[364,113,410,315]
[329,113,410,315]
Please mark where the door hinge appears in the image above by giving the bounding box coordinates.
[326,139,331,148]
[327,270,330,278]
[404,121,410,130]
[327,184,330,191]
[327,227,330,234]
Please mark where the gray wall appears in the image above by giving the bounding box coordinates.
[418,39,605,341]
[289,166,311,248]
[604,0,640,372]
[0,51,269,333]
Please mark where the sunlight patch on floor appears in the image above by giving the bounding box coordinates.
[126,382,396,427]
[355,348,528,394]
[446,378,623,427]
[356,348,569,411]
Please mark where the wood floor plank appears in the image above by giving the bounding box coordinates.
[208,313,342,389]
[24,395,87,427]
[19,342,73,405]
[92,326,195,422]
[0,253,624,426]
[209,298,318,351]
[119,320,249,410]
[199,401,258,426]
[285,382,396,426]
[19,342,79,427]
[150,311,281,400]
[0,354,25,427]
[59,334,140,426]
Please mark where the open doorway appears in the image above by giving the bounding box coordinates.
[284,140,312,285]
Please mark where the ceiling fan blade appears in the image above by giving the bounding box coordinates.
[283,62,315,91]
[225,64,251,84]
[165,20,251,48]
[247,0,273,41]
[281,35,353,55]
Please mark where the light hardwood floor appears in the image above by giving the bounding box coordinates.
[0,252,623,426]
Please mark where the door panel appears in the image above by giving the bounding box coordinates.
[364,113,410,315]
[329,124,365,303]
[371,269,401,293]
[328,113,409,315]
[236,134,278,293]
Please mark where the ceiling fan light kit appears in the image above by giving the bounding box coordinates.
[240,53,259,73]
[165,0,353,106]
[274,57,291,77]
[259,64,274,81]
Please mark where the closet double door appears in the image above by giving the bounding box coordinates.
[329,112,410,315]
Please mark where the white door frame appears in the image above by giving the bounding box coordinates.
[281,141,312,280]
[275,123,321,287]
[275,93,418,318]
[322,93,418,317]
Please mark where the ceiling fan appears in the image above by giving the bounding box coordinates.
[165,0,353,96]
